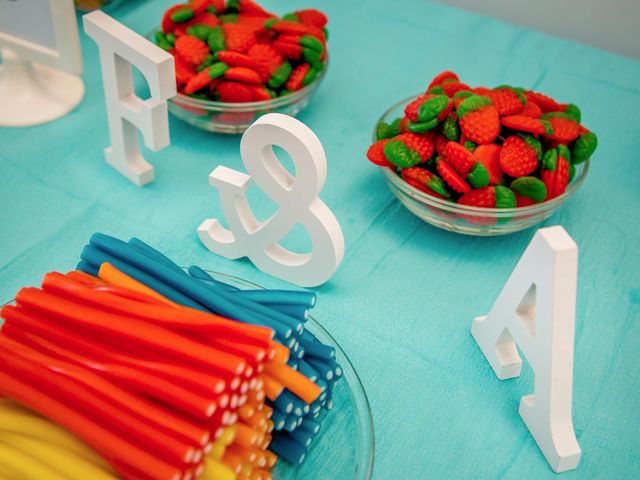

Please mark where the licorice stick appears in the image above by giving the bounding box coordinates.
[0,371,182,480]
[262,374,284,401]
[0,441,70,480]
[1,432,117,480]
[2,305,228,395]
[98,263,181,308]
[201,458,236,480]
[86,235,299,339]
[128,238,187,277]
[263,362,321,404]
[268,436,306,465]
[15,287,247,375]
[0,340,197,467]
[2,325,218,421]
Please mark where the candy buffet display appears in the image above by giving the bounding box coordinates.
[367,71,598,235]
[153,0,329,133]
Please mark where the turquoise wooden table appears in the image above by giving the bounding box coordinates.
[1,0,639,478]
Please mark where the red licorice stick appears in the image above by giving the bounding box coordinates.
[2,324,218,421]
[43,272,274,346]
[2,304,229,393]
[15,287,247,375]
[210,336,269,364]
[0,357,184,480]
[0,337,199,466]
[0,318,210,448]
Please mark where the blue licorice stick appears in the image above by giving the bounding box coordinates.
[326,398,334,411]
[284,428,314,448]
[283,414,300,432]
[298,419,321,435]
[191,276,303,335]
[128,238,186,276]
[270,410,287,430]
[300,329,317,343]
[297,360,319,382]
[187,266,239,291]
[304,357,335,381]
[76,260,98,276]
[296,347,305,359]
[300,339,335,361]
[88,234,293,339]
[79,244,206,311]
[270,436,307,464]
[264,303,308,321]
[277,390,309,416]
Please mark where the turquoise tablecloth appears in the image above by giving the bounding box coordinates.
[1,0,639,478]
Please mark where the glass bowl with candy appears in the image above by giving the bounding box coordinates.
[152,0,329,134]
[367,71,596,236]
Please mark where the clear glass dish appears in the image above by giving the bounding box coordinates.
[147,30,328,134]
[375,95,590,236]
[75,0,126,13]
[0,270,374,480]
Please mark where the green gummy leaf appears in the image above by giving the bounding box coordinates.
[453,90,472,100]
[206,5,218,14]
[267,88,277,98]
[166,33,176,44]
[456,95,492,118]
[187,24,214,41]
[428,175,450,198]
[429,85,444,95]
[302,67,317,86]
[283,13,300,22]
[441,116,460,141]
[376,122,391,141]
[302,47,322,64]
[557,144,571,163]
[155,31,171,51]
[463,140,476,152]
[467,162,489,188]
[279,89,293,97]
[540,119,553,136]
[312,61,325,73]
[323,27,329,40]
[264,18,278,29]
[417,95,449,123]
[407,117,438,133]
[565,103,581,123]
[188,93,210,100]
[209,62,229,79]
[569,163,576,182]
[300,35,323,53]
[220,13,238,23]
[171,7,194,23]
[542,149,558,171]
[510,176,547,202]
[540,111,576,122]
[495,186,516,208]
[268,61,292,88]
[197,54,215,71]
[518,133,542,161]
[155,31,167,43]
[207,27,225,52]
[226,0,240,11]
[571,132,597,164]
[384,141,422,168]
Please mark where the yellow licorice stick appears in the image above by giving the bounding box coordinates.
[0,461,18,480]
[98,262,181,308]
[0,405,114,473]
[209,441,227,461]
[201,457,237,480]
[0,442,68,480]
[0,433,117,480]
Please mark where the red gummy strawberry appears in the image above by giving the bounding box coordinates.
[438,79,471,97]
[184,68,212,94]
[273,33,324,63]
[457,95,500,144]
[473,144,503,185]
[401,167,450,199]
[404,94,451,124]
[524,90,567,113]
[457,186,516,208]
[266,20,324,40]
[473,86,491,96]
[189,11,220,28]
[293,9,328,29]
[453,91,472,110]
[519,99,542,118]
[224,66,262,85]
[427,70,459,91]
[216,50,258,70]
[162,5,187,33]
[221,23,256,53]
[237,14,272,34]
[383,133,434,168]
[436,157,471,194]
[541,146,570,199]
[366,139,394,168]
[286,63,313,91]
[175,35,210,66]
[499,134,542,177]
[248,85,271,101]
[174,53,197,85]
[435,134,448,157]
[444,141,489,188]
[501,115,553,136]
[487,86,526,116]
[540,112,581,143]
[216,81,254,102]
[234,0,273,16]
[188,0,210,15]
[247,43,284,80]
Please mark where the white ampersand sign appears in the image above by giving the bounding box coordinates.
[198,113,345,287]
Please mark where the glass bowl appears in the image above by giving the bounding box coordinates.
[0,270,374,480]
[147,30,328,134]
[75,0,126,12]
[375,95,590,236]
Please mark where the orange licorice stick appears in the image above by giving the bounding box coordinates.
[256,469,273,479]
[233,424,260,449]
[261,405,273,419]
[263,362,321,404]
[0,370,183,480]
[0,337,198,467]
[98,263,181,308]
[43,273,274,346]
[67,270,105,285]
[0,315,210,448]
[2,324,218,421]
[15,287,247,375]
[258,434,271,451]
[238,404,255,420]
[261,374,285,401]
[242,410,268,430]
[228,444,256,464]
[2,304,228,392]
[271,342,290,364]
[210,337,269,365]
[222,449,243,474]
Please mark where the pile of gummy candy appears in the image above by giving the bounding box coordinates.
[156,0,328,102]
[367,71,598,208]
